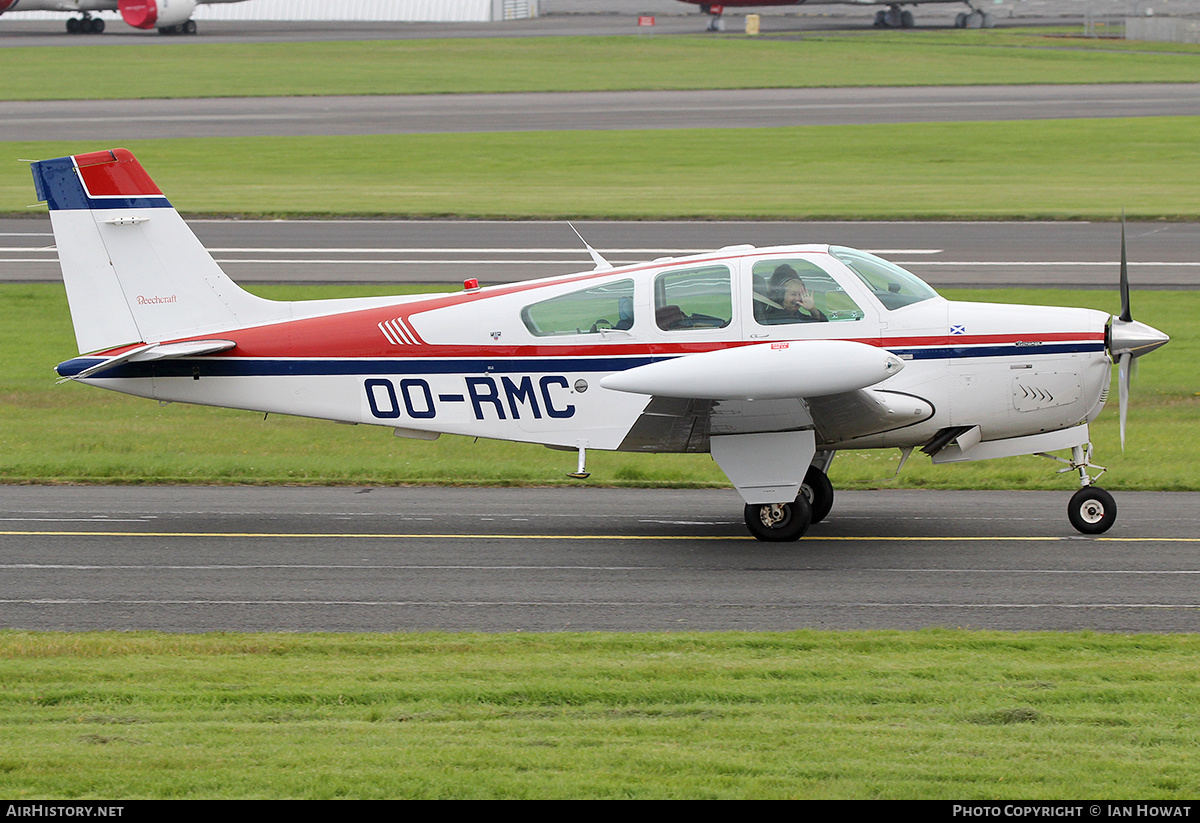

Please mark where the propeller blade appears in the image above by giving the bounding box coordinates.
[1119,212,1132,323]
[1118,351,1131,452]
[1106,214,1168,450]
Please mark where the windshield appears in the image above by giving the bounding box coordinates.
[830,246,939,311]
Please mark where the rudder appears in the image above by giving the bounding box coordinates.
[32,149,284,354]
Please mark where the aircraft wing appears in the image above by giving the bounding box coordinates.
[601,341,931,504]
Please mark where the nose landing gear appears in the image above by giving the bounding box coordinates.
[1042,442,1116,535]
[1068,486,1117,535]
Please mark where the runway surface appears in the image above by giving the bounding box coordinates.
[3,486,1198,633]
[8,84,1199,140]
[4,216,1197,289]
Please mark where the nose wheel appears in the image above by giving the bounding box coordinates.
[1068,487,1117,535]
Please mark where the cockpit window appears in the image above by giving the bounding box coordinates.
[654,265,732,331]
[830,246,939,311]
[751,258,864,325]
[521,279,635,337]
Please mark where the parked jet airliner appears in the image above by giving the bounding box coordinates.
[0,0,249,34]
[678,0,998,30]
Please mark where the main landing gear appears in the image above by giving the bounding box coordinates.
[953,9,995,28]
[65,15,104,34]
[743,464,834,542]
[158,21,199,35]
[699,4,726,32]
[873,6,915,28]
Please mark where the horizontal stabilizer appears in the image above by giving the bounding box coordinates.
[599,340,904,401]
[57,339,236,382]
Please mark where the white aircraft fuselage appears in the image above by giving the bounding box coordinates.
[36,149,1165,541]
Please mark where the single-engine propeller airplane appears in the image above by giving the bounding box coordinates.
[31,149,1169,540]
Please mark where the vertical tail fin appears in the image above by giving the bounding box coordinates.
[31,149,284,354]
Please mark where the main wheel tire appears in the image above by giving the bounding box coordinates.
[744,495,812,542]
[1068,487,1117,535]
[801,466,834,524]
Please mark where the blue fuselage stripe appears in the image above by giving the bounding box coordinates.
[56,343,1106,380]
[893,342,1104,360]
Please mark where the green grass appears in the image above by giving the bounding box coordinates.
[7,116,1200,220]
[1,629,1198,799]
[1,284,1194,490]
[6,32,1200,101]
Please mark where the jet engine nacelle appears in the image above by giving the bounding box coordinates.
[119,0,197,30]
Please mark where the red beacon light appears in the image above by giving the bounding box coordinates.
[463,278,481,292]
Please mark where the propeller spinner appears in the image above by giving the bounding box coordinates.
[1106,217,1170,448]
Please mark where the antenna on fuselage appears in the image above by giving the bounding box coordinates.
[568,223,612,271]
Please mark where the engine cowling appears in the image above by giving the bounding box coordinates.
[119,0,198,30]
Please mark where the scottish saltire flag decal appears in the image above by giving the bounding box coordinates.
[950,325,966,335]
[31,149,171,211]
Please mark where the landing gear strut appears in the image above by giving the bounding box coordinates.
[700,4,726,32]
[1043,442,1116,535]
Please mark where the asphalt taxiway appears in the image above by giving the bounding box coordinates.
[3,486,1198,633]
[4,217,1198,289]
[8,84,1200,141]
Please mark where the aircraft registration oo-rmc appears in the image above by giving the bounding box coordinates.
[32,149,1170,541]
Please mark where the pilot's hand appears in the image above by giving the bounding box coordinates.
[799,286,816,311]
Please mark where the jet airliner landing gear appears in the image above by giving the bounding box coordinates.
[66,14,104,34]
[874,5,915,28]
[953,2,995,28]
[699,4,726,31]
[159,20,198,35]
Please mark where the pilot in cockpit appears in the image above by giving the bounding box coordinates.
[763,264,827,324]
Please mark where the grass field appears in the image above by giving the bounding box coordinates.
[5,31,1200,101]
[2,630,1198,799]
[6,116,1200,220]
